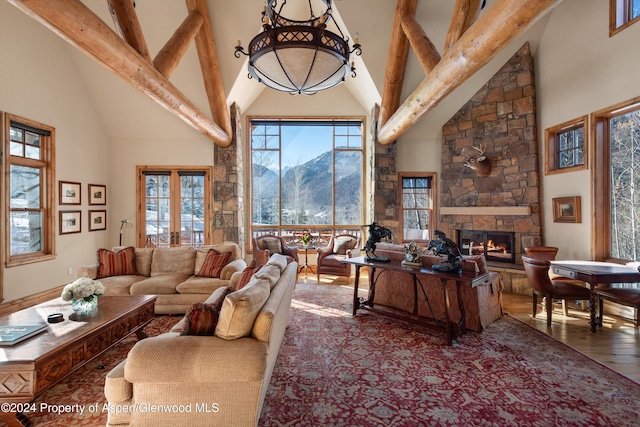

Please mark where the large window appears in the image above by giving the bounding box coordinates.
[249,118,364,244]
[4,113,55,266]
[400,173,436,243]
[136,167,212,248]
[593,97,640,261]
[610,0,640,36]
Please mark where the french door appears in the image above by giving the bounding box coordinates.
[136,166,212,248]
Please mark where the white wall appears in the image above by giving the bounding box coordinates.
[536,0,640,259]
[0,2,110,301]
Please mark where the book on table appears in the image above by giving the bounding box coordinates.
[0,323,49,346]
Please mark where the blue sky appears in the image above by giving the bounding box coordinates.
[281,125,332,168]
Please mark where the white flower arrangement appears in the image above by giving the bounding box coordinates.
[61,277,105,302]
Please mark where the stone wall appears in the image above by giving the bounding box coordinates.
[438,43,542,263]
[371,104,400,240]
[212,103,245,255]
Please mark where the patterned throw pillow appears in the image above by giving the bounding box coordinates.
[236,259,259,290]
[261,237,282,254]
[180,287,233,336]
[197,250,232,278]
[97,247,137,278]
[333,236,356,255]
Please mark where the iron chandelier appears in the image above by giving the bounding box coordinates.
[234,0,362,95]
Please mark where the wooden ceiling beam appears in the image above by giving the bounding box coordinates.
[186,0,233,143]
[400,13,441,74]
[443,0,483,55]
[153,10,204,78]
[107,0,152,62]
[378,0,418,132]
[377,0,563,146]
[9,0,231,147]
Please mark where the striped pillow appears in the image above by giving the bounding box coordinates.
[180,286,233,336]
[97,247,137,278]
[197,250,232,278]
[236,259,259,290]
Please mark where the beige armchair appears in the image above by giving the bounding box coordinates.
[316,234,360,283]
[253,235,299,266]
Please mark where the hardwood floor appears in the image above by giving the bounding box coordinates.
[502,292,640,384]
[309,273,640,384]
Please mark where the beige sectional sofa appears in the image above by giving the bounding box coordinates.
[77,244,246,314]
[104,254,298,427]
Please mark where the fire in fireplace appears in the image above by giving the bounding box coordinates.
[457,230,516,263]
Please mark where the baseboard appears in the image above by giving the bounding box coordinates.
[0,286,65,317]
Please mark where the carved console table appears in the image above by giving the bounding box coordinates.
[341,256,489,345]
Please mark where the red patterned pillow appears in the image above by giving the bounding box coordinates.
[236,260,259,290]
[197,250,232,278]
[97,247,137,278]
[180,287,233,336]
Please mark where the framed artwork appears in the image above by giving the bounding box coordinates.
[59,181,81,205]
[88,184,106,205]
[89,210,107,231]
[553,196,581,223]
[59,210,81,234]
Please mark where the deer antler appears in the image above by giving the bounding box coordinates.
[463,143,485,156]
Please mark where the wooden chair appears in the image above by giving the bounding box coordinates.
[596,287,640,327]
[522,256,592,326]
[252,235,299,267]
[524,246,586,314]
[316,234,360,284]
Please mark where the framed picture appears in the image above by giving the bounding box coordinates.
[88,184,106,205]
[89,210,107,231]
[553,196,581,223]
[59,181,81,205]
[59,210,81,234]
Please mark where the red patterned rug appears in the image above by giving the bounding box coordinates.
[20,283,640,426]
[259,282,640,427]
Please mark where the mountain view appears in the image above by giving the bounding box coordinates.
[252,150,362,225]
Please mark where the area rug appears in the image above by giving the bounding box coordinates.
[20,283,640,426]
[258,282,640,427]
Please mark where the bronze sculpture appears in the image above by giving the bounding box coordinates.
[363,222,392,262]
[428,230,464,272]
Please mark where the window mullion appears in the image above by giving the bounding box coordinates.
[278,125,283,228]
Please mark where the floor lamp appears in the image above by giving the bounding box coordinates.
[119,220,129,246]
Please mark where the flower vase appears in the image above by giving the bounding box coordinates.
[72,295,98,313]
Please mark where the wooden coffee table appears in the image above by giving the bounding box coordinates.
[0,295,156,425]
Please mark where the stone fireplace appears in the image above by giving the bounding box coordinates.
[437,43,542,266]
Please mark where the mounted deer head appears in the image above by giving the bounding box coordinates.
[463,143,492,177]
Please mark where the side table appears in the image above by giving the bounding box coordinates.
[298,245,315,279]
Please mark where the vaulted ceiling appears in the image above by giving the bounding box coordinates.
[6,0,561,146]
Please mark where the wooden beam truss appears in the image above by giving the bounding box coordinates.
[377,0,562,145]
[9,0,232,147]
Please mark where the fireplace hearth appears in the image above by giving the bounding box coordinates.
[458,230,516,264]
